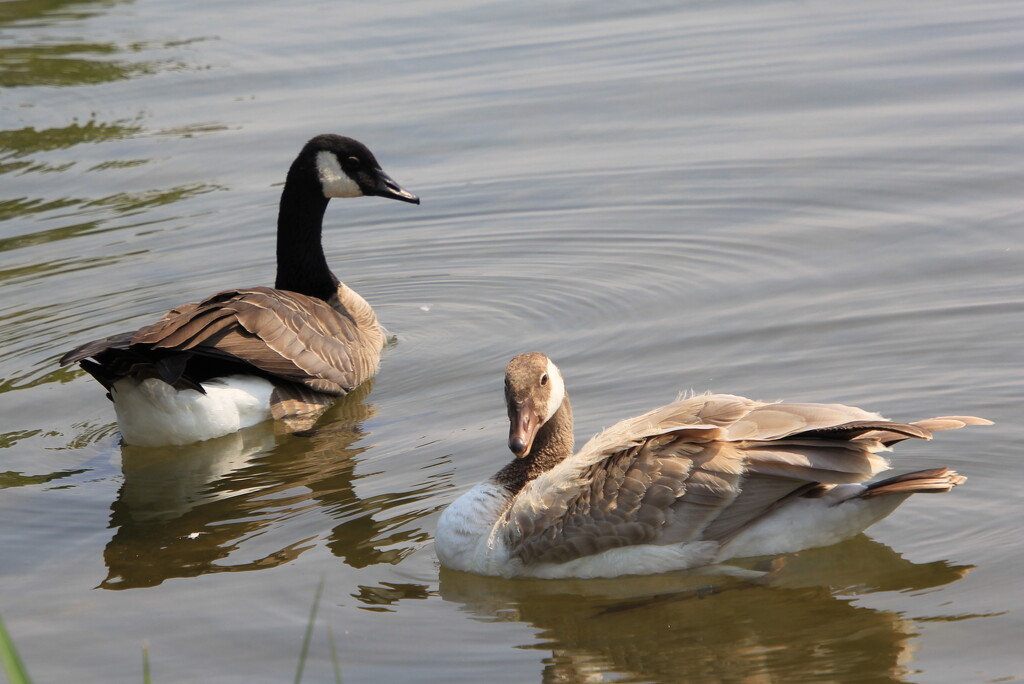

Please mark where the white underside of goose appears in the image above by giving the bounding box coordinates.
[435,482,512,574]
[110,374,276,447]
[435,481,911,579]
[717,485,908,560]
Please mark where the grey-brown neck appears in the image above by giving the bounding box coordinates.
[496,394,574,494]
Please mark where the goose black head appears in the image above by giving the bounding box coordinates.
[302,134,420,204]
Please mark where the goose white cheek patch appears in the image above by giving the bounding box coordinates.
[316,151,362,198]
[544,359,565,421]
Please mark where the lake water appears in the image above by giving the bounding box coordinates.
[2,0,1022,681]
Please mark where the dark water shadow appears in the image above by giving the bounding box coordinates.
[439,536,982,684]
[99,381,440,589]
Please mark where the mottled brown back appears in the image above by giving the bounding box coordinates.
[501,394,985,566]
[61,285,384,397]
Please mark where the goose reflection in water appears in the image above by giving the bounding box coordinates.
[439,536,983,684]
[99,382,442,589]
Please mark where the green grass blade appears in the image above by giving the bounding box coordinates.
[0,614,33,684]
[142,643,151,684]
[327,623,342,684]
[294,576,325,684]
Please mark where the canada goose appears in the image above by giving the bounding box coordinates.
[60,134,419,447]
[435,352,991,578]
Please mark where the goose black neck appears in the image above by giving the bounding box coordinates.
[274,174,338,301]
[497,396,575,495]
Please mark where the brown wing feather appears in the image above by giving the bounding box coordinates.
[857,467,967,498]
[60,331,135,366]
[131,287,381,393]
[503,395,981,566]
[64,286,384,395]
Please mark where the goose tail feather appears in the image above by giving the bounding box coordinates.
[856,467,967,499]
[59,331,135,366]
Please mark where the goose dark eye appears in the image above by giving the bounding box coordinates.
[540,374,549,386]
[347,156,361,164]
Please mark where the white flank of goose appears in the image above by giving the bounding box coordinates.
[435,352,991,578]
[60,134,420,446]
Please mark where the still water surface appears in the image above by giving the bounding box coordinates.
[1,0,1022,681]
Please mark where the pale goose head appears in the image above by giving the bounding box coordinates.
[505,351,568,457]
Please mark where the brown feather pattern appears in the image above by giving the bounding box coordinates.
[857,467,967,498]
[500,391,989,567]
[60,284,385,414]
[136,285,384,392]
